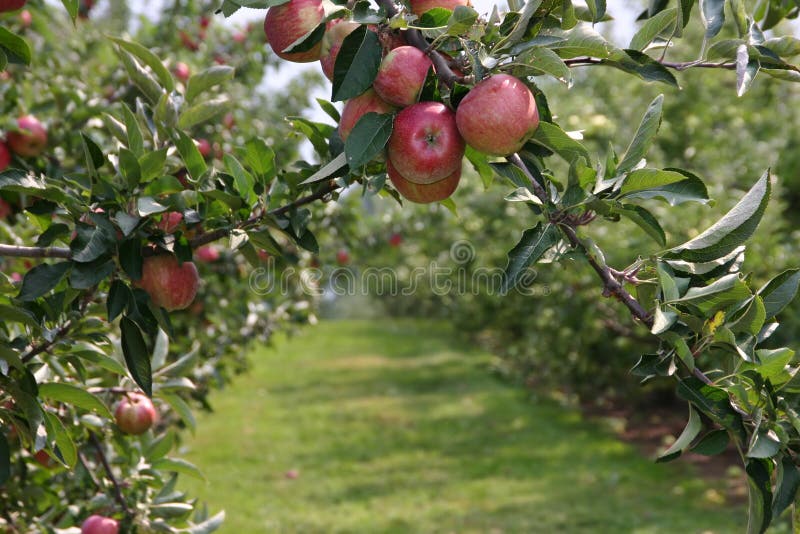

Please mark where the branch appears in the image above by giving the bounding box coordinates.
[563,56,736,72]
[89,432,131,516]
[0,244,71,259]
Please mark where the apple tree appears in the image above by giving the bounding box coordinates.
[2,0,800,532]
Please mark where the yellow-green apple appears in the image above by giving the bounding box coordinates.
[455,74,539,156]
[156,211,183,234]
[387,158,461,203]
[173,62,190,83]
[195,245,220,263]
[320,19,360,80]
[114,393,157,435]
[7,115,47,158]
[373,46,432,107]
[135,254,199,311]
[0,0,26,12]
[263,0,324,63]
[338,89,396,142]
[386,101,464,184]
[0,141,10,171]
[81,515,119,534]
[409,0,470,16]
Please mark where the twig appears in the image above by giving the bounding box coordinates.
[563,56,736,72]
[0,244,71,258]
[89,432,131,516]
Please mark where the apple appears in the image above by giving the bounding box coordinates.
[336,249,349,266]
[0,0,25,13]
[339,89,396,142]
[386,101,464,184]
[173,62,190,83]
[409,0,470,17]
[114,393,157,435]
[0,198,10,219]
[7,115,47,158]
[319,19,360,80]
[223,113,235,130]
[199,15,211,29]
[156,211,183,234]
[195,245,220,263]
[0,141,11,171]
[387,158,461,203]
[10,272,22,283]
[373,46,432,107]
[19,9,31,27]
[135,254,200,311]
[455,74,539,156]
[195,138,212,158]
[389,233,403,247]
[263,0,324,63]
[81,515,119,534]
[33,450,56,468]
[179,30,199,51]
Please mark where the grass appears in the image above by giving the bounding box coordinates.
[181,319,745,533]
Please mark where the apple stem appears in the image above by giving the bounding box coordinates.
[89,432,132,516]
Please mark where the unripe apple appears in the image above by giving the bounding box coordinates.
[195,245,220,263]
[0,141,11,171]
[263,0,324,63]
[409,0,470,16]
[386,101,464,184]
[156,211,183,234]
[336,249,349,266]
[135,254,200,311]
[7,115,47,158]
[81,515,119,534]
[339,89,396,142]
[455,74,539,156]
[373,46,432,107]
[0,0,26,13]
[195,138,212,158]
[173,62,190,83]
[320,19,360,80]
[114,393,157,435]
[387,158,461,204]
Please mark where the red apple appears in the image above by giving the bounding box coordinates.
[114,393,157,435]
[81,515,119,534]
[173,62,190,83]
[455,74,539,156]
[19,9,31,27]
[156,211,183,234]
[0,198,11,219]
[386,101,464,184]
[135,254,199,311]
[195,245,220,263]
[263,0,324,63]
[223,113,235,130]
[320,19,360,80]
[409,0,470,16]
[195,138,212,158]
[373,46,432,107]
[336,249,349,266]
[33,450,56,468]
[0,141,11,171]
[199,15,211,29]
[0,0,26,13]
[339,89,396,142]
[387,158,461,204]
[7,115,47,158]
[10,272,22,283]
[179,30,199,51]
[389,233,403,247]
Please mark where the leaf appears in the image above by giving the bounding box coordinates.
[616,95,663,176]
[544,23,617,59]
[603,49,679,87]
[38,383,112,419]
[244,138,276,181]
[178,97,232,129]
[619,168,709,205]
[186,66,235,103]
[665,171,771,263]
[746,348,796,383]
[0,434,8,485]
[107,281,132,322]
[493,0,544,52]
[675,273,752,315]
[282,23,325,54]
[109,37,175,92]
[585,0,606,23]
[69,259,115,289]
[120,317,153,397]
[332,26,382,102]
[630,8,677,51]
[17,262,71,301]
[60,0,79,21]
[676,377,745,441]
[0,27,32,66]
[758,269,800,319]
[502,223,560,293]
[159,392,196,432]
[174,130,208,181]
[300,152,348,185]
[345,112,393,169]
[151,457,205,480]
[746,459,772,534]
[736,44,760,97]
[120,105,145,158]
[747,430,781,459]
[691,429,729,456]
[772,455,800,520]
[518,46,572,86]
[657,404,701,461]
[465,146,494,189]
[42,411,77,468]
[617,204,666,246]
[530,122,591,164]
[223,154,255,201]
[699,0,725,39]
[447,5,478,35]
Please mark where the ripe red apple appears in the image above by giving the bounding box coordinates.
[373,46,432,107]
[7,115,47,158]
[263,0,324,63]
[338,89,396,142]
[386,101,464,184]
[0,198,11,219]
[389,233,403,247]
[135,254,199,311]
[19,9,31,27]
[0,0,26,13]
[195,138,212,158]
[173,62,190,83]
[319,19,360,80]
[0,141,11,171]
[409,0,470,16]
[33,450,56,468]
[195,245,220,263]
[387,158,461,204]
[199,15,211,29]
[223,112,235,130]
[336,249,349,266]
[455,74,539,156]
[114,393,157,435]
[156,211,183,234]
[81,515,119,534]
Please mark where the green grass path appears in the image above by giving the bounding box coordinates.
[182,320,744,533]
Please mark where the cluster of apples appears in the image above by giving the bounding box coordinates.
[0,115,48,171]
[262,0,540,204]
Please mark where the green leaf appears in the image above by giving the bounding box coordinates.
[630,8,677,51]
[518,46,572,86]
[416,8,452,28]
[618,204,666,246]
[178,97,232,129]
[0,27,32,66]
[174,130,208,181]
[300,152,348,185]
[332,26,382,102]
[42,411,77,468]
[120,104,145,158]
[151,457,205,481]
[345,112,393,169]
[139,149,168,183]
[61,0,79,21]
[282,22,325,53]
[0,304,38,328]
[758,269,800,319]
[675,273,752,315]
[585,0,606,23]
[619,168,709,205]
[502,223,560,293]
[119,148,142,189]
[676,377,745,441]
[115,48,164,105]
[18,262,71,301]
[224,154,255,202]
[747,430,781,459]
[109,37,175,92]
[699,0,725,39]
[465,146,494,189]
[186,66,235,103]
[447,5,479,35]
[657,404,701,461]
[244,138,276,181]
[544,23,617,59]
[108,281,132,322]
[746,459,772,534]
[736,44,760,97]
[530,122,591,164]
[493,0,543,52]
[120,316,153,397]
[745,348,796,383]
[666,171,771,263]
[691,429,729,456]
[604,49,679,87]
[616,95,663,176]
[772,455,800,520]
[159,392,196,432]
[0,434,8,485]
[38,383,112,419]
[69,259,114,289]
